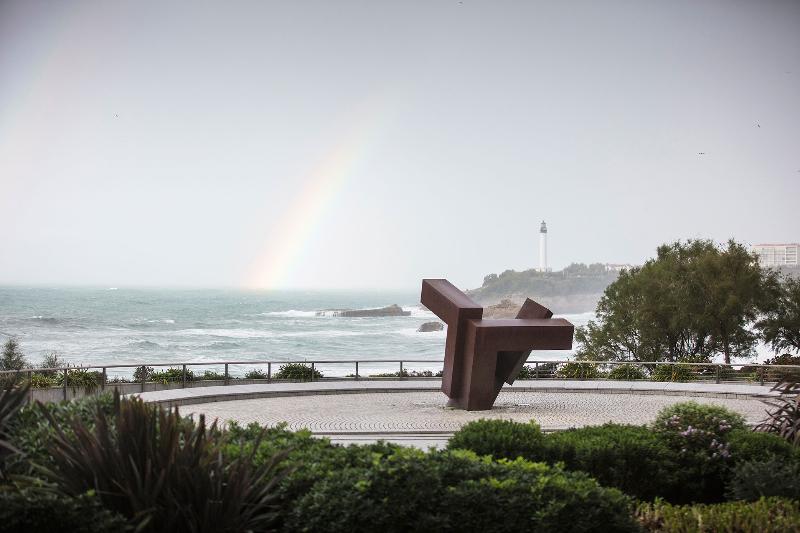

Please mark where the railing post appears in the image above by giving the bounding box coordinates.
[311,363,315,382]
[267,362,272,383]
[101,367,106,391]
[224,363,229,385]
[716,364,721,384]
[182,364,187,388]
[535,362,539,380]
[141,367,146,393]
[355,361,359,380]
[760,366,765,386]
[63,368,68,401]
[399,361,403,379]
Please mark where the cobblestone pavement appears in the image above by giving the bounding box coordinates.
[183,390,768,434]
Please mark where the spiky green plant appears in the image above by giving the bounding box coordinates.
[0,380,29,479]
[42,392,288,532]
[755,379,800,446]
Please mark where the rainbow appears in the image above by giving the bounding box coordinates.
[245,103,385,290]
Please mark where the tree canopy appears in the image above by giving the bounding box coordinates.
[757,276,800,354]
[576,240,779,364]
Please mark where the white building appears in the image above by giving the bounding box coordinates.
[604,263,636,272]
[538,221,550,272]
[752,243,800,268]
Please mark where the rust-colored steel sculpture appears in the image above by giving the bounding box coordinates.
[421,279,574,411]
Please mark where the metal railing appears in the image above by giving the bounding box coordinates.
[2,359,799,402]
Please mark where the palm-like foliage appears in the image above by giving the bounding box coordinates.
[755,380,800,446]
[42,392,287,532]
[0,379,29,479]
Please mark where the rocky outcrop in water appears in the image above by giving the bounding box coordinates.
[417,321,444,332]
[317,304,410,317]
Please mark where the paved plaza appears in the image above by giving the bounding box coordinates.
[180,387,771,448]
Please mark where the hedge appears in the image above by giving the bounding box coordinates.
[285,448,639,533]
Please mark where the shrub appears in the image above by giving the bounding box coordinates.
[521,362,558,378]
[133,365,153,382]
[542,424,681,502]
[58,368,103,392]
[556,362,602,379]
[371,369,441,377]
[636,497,800,532]
[201,370,226,380]
[653,402,746,440]
[6,393,116,475]
[652,402,746,502]
[150,367,194,384]
[39,351,65,375]
[607,364,647,380]
[726,429,799,464]
[274,363,322,381]
[223,422,402,527]
[244,369,269,379]
[755,379,800,446]
[761,355,800,382]
[651,364,695,382]
[1,383,29,479]
[0,488,127,533]
[285,449,639,533]
[29,373,58,388]
[41,393,287,532]
[447,419,544,460]
[727,457,800,501]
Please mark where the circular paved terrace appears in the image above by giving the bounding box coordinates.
[180,387,769,447]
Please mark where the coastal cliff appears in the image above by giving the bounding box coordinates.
[467,263,622,314]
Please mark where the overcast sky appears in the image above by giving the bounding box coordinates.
[1,0,798,290]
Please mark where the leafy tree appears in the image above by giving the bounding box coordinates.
[577,240,778,364]
[757,276,800,354]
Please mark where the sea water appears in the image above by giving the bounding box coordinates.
[0,287,594,379]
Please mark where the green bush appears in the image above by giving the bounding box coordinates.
[133,365,152,382]
[652,402,746,502]
[244,369,269,379]
[285,448,639,533]
[223,422,401,527]
[556,362,603,379]
[651,364,695,382]
[607,364,647,380]
[447,419,544,461]
[58,369,103,392]
[6,393,115,475]
[150,367,194,384]
[727,457,800,501]
[726,429,799,464]
[274,363,322,381]
[0,488,127,533]
[636,497,800,532]
[542,424,680,502]
[653,401,745,441]
[370,369,441,377]
[201,370,227,380]
[29,373,59,388]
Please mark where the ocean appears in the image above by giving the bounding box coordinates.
[0,287,594,379]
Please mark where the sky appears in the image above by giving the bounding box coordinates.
[1,0,798,291]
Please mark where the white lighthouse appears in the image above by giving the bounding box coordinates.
[538,221,548,272]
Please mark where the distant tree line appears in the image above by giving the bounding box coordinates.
[577,239,800,364]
